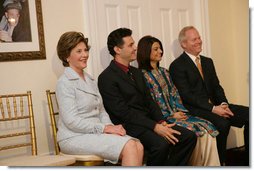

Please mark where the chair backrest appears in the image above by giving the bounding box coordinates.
[0,91,37,157]
[46,90,60,155]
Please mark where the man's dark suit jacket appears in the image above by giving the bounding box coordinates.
[169,52,228,112]
[98,60,164,138]
[170,52,249,165]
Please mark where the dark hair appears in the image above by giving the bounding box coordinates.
[137,35,163,71]
[107,28,132,57]
[57,31,89,67]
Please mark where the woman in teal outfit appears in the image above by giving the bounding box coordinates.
[137,35,220,166]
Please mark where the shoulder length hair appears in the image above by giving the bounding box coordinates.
[57,31,90,67]
[137,35,163,71]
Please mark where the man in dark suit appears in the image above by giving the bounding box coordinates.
[169,26,249,165]
[98,28,197,166]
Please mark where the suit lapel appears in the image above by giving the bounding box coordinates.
[129,67,144,94]
[200,56,208,79]
[183,53,210,94]
[76,76,99,96]
[64,67,99,96]
[110,61,137,87]
[183,52,205,81]
[199,56,210,88]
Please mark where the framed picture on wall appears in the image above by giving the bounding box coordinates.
[0,0,45,62]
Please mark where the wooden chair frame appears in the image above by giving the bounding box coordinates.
[0,91,37,155]
[0,91,75,166]
[46,90,104,166]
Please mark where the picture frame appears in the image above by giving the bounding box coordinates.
[0,0,45,62]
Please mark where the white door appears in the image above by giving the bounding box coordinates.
[84,0,210,77]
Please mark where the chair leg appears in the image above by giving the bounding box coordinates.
[72,160,105,166]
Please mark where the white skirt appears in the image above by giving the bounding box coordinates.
[188,132,220,166]
[59,133,136,164]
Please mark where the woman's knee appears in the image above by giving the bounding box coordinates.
[136,141,144,154]
[123,139,141,153]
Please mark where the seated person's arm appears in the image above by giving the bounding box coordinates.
[98,75,158,130]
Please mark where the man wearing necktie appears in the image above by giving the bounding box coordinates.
[169,26,249,166]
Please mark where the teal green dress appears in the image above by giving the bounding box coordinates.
[142,67,219,137]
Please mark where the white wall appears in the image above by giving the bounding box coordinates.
[84,0,211,78]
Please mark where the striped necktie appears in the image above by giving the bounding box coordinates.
[195,56,204,79]
[195,56,212,103]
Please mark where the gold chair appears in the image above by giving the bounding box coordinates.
[46,90,104,166]
[0,91,75,166]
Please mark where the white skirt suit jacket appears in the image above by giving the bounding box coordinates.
[56,67,134,163]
